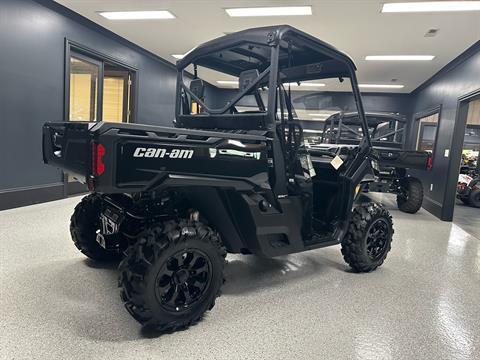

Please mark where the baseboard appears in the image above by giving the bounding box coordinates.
[422,195,444,220]
[0,182,65,211]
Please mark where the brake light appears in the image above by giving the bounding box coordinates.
[92,142,106,176]
[427,155,432,171]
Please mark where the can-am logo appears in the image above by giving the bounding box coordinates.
[133,147,194,159]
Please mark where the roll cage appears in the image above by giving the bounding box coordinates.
[174,25,372,151]
[319,112,407,148]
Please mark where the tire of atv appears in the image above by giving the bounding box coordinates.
[341,202,394,273]
[396,177,423,214]
[460,198,470,206]
[468,189,480,208]
[70,193,122,262]
[118,219,227,332]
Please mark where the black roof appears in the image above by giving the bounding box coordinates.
[177,25,357,79]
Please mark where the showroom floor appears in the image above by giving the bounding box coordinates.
[453,201,480,239]
[1,195,479,360]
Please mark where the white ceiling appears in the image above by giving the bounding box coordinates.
[55,0,480,93]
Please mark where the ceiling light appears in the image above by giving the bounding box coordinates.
[217,80,238,86]
[359,84,405,89]
[286,82,326,87]
[225,6,312,17]
[171,54,185,59]
[309,113,336,117]
[382,1,480,13]
[366,55,435,61]
[99,11,175,20]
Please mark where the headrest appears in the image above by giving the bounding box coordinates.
[239,69,260,92]
[190,78,205,99]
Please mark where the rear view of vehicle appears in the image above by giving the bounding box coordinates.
[43,25,394,333]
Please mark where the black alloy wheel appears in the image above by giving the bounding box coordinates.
[155,249,212,313]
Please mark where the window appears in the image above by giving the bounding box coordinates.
[66,43,136,123]
[69,54,100,121]
[416,112,439,153]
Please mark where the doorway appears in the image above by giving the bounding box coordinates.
[452,95,480,237]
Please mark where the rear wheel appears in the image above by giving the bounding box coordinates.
[397,177,423,213]
[70,194,122,262]
[468,189,480,208]
[341,202,393,272]
[118,219,226,332]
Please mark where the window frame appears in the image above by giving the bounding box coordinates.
[64,39,138,123]
[413,105,442,167]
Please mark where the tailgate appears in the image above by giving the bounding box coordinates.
[42,122,94,182]
[375,148,431,170]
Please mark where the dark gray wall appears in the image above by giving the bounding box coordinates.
[0,0,178,193]
[408,44,480,220]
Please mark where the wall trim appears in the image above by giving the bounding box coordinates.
[0,183,65,211]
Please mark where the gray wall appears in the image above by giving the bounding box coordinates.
[0,0,179,193]
[408,44,480,220]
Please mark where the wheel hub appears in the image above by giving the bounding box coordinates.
[366,218,390,260]
[154,249,212,313]
[173,269,190,284]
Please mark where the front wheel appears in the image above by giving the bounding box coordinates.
[118,219,226,332]
[341,202,393,272]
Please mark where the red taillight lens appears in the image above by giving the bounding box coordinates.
[92,142,105,176]
[427,155,432,170]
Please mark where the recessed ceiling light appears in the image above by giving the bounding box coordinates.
[359,84,405,89]
[366,55,435,61]
[286,82,326,87]
[225,6,312,17]
[309,113,336,117]
[217,80,238,86]
[99,11,175,20]
[382,1,480,13]
[171,54,185,59]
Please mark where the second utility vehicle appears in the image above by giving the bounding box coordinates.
[300,111,431,213]
[43,26,394,332]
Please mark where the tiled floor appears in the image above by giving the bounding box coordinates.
[1,195,479,360]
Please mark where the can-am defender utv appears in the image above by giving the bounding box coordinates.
[299,111,431,213]
[43,26,393,332]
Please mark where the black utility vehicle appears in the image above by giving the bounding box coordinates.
[43,26,394,332]
[300,112,431,213]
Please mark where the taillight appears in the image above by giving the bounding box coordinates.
[427,155,432,170]
[92,142,106,176]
